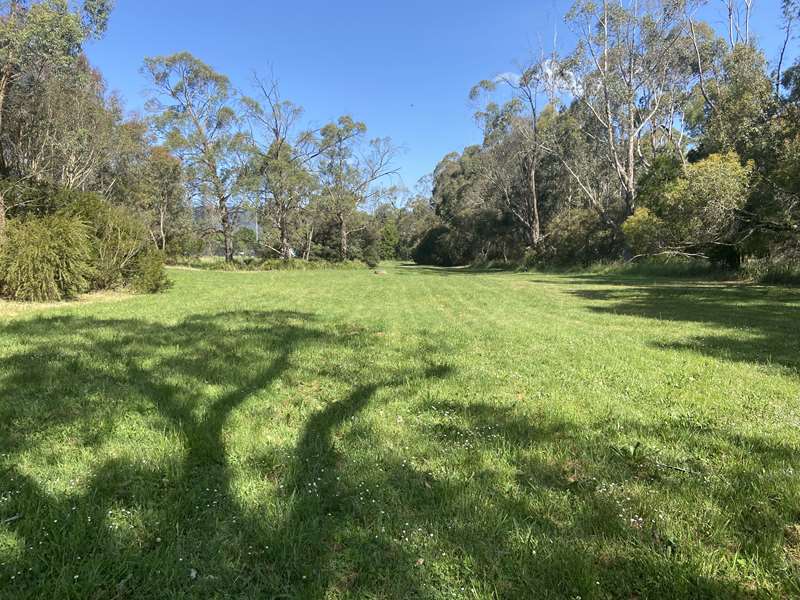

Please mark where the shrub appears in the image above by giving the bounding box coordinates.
[61,194,151,289]
[131,250,171,294]
[741,256,800,285]
[2,179,66,218]
[412,226,464,266]
[0,215,91,302]
[622,207,666,256]
[363,243,381,268]
[379,221,400,260]
[624,153,752,258]
[542,209,623,267]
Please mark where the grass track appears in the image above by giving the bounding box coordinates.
[1,264,799,598]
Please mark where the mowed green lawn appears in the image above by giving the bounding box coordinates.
[1,265,799,599]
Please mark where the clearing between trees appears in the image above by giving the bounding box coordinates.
[1,265,799,598]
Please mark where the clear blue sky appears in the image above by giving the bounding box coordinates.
[86,0,794,191]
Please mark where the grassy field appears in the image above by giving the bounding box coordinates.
[1,264,799,599]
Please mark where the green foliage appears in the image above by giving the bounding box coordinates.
[0,214,91,302]
[691,45,776,160]
[412,226,462,266]
[164,227,205,259]
[233,227,258,255]
[80,0,115,38]
[543,209,622,266]
[363,242,381,268]
[664,154,751,237]
[0,186,168,301]
[623,207,666,256]
[783,62,800,104]
[378,220,400,260]
[2,179,66,218]
[62,193,152,289]
[625,153,752,258]
[130,250,171,294]
[636,155,683,213]
[0,1,85,75]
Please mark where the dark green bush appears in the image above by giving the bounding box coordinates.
[412,226,464,266]
[0,190,169,301]
[363,243,381,268]
[540,209,623,267]
[61,194,152,289]
[0,215,91,302]
[131,250,171,294]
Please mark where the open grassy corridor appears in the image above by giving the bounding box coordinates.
[1,265,799,599]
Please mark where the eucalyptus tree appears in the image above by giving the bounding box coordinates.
[3,56,120,190]
[242,77,322,259]
[471,58,552,247]
[138,146,187,252]
[316,117,398,260]
[143,52,246,262]
[0,0,113,235]
[777,0,799,96]
[719,0,755,49]
[555,0,697,221]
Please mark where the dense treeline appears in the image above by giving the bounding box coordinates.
[0,1,436,302]
[1,1,798,300]
[415,0,800,281]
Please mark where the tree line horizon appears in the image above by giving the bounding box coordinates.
[0,0,798,284]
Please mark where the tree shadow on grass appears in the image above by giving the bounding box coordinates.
[0,311,454,598]
[1,304,797,597]
[0,310,318,457]
[561,280,800,374]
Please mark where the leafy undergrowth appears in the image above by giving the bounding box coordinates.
[457,257,737,282]
[170,256,367,272]
[1,266,799,598]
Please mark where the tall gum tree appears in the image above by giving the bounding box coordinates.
[143,52,245,263]
[316,118,398,260]
[241,76,360,260]
[471,59,551,248]
[551,0,699,227]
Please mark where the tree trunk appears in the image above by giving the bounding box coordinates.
[0,190,6,242]
[528,159,541,246]
[339,214,348,261]
[0,69,9,240]
[625,123,637,216]
[220,201,234,263]
[303,226,313,261]
[159,206,167,251]
[279,214,291,260]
